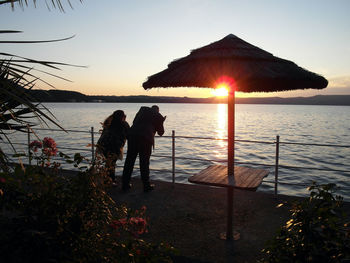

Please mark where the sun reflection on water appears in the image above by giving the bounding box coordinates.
[214,104,227,159]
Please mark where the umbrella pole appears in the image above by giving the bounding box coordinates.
[226,88,235,240]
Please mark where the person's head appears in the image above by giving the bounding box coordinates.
[103,110,126,128]
[151,105,159,113]
[113,110,126,121]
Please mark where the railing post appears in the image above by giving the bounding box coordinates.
[27,127,31,165]
[274,135,280,197]
[172,130,175,187]
[91,127,95,163]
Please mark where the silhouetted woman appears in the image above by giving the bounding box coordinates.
[97,110,129,185]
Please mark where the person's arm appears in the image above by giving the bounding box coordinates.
[155,115,166,136]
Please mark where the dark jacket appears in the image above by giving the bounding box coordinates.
[128,106,165,145]
[98,120,130,157]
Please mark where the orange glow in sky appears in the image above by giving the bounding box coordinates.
[212,76,236,97]
[211,85,229,97]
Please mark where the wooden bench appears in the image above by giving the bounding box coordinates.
[188,164,269,191]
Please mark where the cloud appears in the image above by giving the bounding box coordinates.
[328,75,350,88]
[314,76,350,95]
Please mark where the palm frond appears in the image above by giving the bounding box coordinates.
[0,51,86,69]
[0,2,84,169]
[0,30,22,33]
[0,0,83,12]
[0,74,66,131]
[0,34,75,44]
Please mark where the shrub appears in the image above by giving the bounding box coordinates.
[0,138,175,262]
[260,183,350,263]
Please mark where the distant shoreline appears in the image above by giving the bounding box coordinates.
[29,89,350,106]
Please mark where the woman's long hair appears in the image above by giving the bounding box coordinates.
[102,110,127,138]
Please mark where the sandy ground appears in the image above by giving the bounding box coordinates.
[108,177,348,263]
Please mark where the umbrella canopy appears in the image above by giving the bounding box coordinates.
[142,34,328,240]
[143,34,328,92]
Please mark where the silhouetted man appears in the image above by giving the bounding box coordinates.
[122,105,166,192]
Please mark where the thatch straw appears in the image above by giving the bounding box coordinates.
[143,34,328,92]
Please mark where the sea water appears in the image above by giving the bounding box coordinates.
[3,103,350,200]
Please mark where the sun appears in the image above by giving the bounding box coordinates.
[211,85,229,97]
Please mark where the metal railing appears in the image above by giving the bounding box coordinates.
[2,127,350,197]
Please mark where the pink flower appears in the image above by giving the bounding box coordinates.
[110,218,128,230]
[43,137,57,149]
[118,218,128,225]
[0,177,6,183]
[129,217,147,235]
[29,140,42,152]
[42,137,58,157]
[43,147,58,157]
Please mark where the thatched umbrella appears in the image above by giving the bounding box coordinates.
[142,34,328,240]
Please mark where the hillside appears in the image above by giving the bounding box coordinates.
[28,89,350,106]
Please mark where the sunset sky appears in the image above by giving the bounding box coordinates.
[1,0,350,98]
